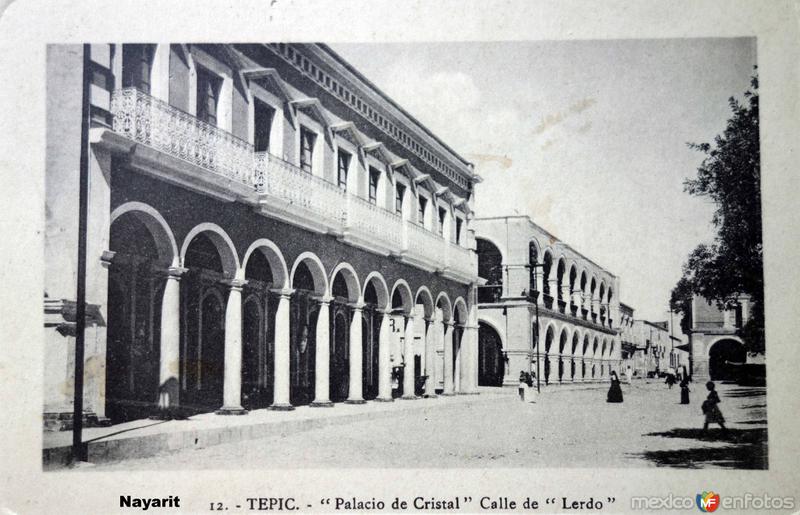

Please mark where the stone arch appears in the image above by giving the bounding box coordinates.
[544,322,557,353]
[415,286,435,320]
[180,222,240,278]
[390,279,414,315]
[476,237,504,302]
[110,201,179,267]
[435,291,453,323]
[453,297,468,325]
[290,251,328,296]
[582,334,591,356]
[478,320,505,387]
[707,337,747,381]
[329,261,361,303]
[558,326,570,355]
[571,328,581,355]
[241,238,289,289]
[601,337,608,357]
[362,271,390,311]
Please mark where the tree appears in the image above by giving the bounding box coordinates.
[670,71,764,354]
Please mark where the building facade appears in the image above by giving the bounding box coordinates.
[472,216,622,387]
[44,43,482,427]
[689,294,752,380]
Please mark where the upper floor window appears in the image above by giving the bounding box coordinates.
[418,196,428,226]
[455,217,463,244]
[299,126,316,174]
[395,184,405,216]
[196,66,222,126]
[438,207,446,237]
[254,98,275,153]
[368,167,380,205]
[122,44,155,93]
[337,150,351,191]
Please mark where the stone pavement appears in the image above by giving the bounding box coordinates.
[88,381,766,470]
[43,386,530,469]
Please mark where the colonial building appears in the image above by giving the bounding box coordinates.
[472,216,622,387]
[689,294,752,380]
[44,43,481,427]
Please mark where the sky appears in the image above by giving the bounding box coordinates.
[332,38,757,322]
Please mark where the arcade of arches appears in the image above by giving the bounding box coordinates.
[103,203,479,423]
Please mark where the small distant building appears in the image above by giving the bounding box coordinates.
[689,294,752,380]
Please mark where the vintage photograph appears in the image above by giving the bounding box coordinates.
[42,39,765,471]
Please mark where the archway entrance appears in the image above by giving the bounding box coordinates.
[241,249,276,410]
[709,338,746,381]
[361,280,383,400]
[290,261,319,406]
[106,213,167,423]
[181,232,230,412]
[478,322,504,386]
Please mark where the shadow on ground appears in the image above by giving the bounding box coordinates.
[631,427,768,469]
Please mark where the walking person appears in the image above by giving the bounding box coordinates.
[518,371,527,402]
[680,376,690,404]
[526,370,536,403]
[624,365,633,385]
[702,381,729,436]
[607,371,623,403]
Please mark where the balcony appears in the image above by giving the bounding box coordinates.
[105,88,476,283]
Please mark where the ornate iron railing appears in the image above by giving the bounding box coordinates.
[255,152,347,224]
[112,88,255,185]
[346,194,404,250]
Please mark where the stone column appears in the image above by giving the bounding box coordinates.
[218,278,248,415]
[454,330,461,392]
[311,297,333,407]
[546,353,558,385]
[376,309,393,402]
[270,289,294,410]
[547,278,558,302]
[575,357,584,382]
[442,321,455,395]
[461,324,478,394]
[346,302,366,404]
[157,266,186,411]
[402,311,417,399]
[534,268,545,305]
[571,290,582,311]
[424,315,438,397]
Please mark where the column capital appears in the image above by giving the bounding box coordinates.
[99,250,116,269]
[222,278,248,290]
[271,287,295,298]
[349,301,367,311]
[318,295,334,305]
[167,266,188,278]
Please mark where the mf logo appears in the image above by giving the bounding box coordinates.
[696,491,720,512]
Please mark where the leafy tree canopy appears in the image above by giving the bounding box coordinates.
[670,71,764,354]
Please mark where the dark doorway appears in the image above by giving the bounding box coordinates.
[106,214,165,423]
[709,339,747,381]
[478,322,504,386]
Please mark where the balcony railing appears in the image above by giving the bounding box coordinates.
[112,88,255,186]
[109,88,476,281]
[255,151,347,225]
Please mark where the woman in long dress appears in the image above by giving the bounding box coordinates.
[702,381,729,436]
[680,377,690,404]
[607,371,623,403]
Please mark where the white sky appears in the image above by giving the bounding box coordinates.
[332,38,757,322]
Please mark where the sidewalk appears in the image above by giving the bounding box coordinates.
[43,389,514,469]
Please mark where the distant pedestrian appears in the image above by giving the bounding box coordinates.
[680,376,690,404]
[702,381,729,436]
[519,371,527,401]
[526,371,536,403]
[624,365,633,385]
[607,371,623,403]
[665,372,676,389]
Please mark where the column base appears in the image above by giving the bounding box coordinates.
[374,397,394,402]
[400,395,419,400]
[309,400,334,408]
[268,403,295,411]
[215,407,248,416]
[344,399,367,405]
[423,394,438,399]
[440,392,457,396]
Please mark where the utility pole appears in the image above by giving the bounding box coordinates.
[72,43,92,464]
